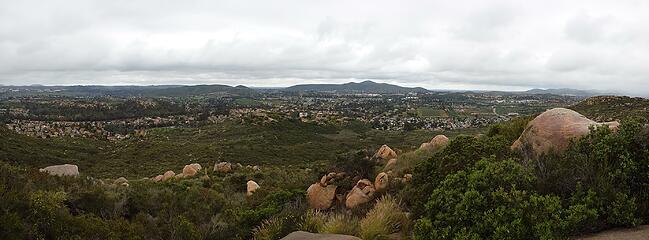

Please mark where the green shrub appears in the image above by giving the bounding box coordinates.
[406,135,512,217]
[414,158,568,239]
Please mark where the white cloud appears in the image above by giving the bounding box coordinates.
[0,0,648,95]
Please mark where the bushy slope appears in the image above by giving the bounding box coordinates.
[0,120,470,178]
[570,96,649,121]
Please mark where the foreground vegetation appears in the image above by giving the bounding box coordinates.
[1,97,648,239]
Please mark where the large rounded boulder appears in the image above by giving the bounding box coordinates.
[345,179,376,209]
[307,183,337,210]
[247,180,260,196]
[39,164,79,177]
[182,163,202,177]
[512,108,619,160]
[419,134,449,151]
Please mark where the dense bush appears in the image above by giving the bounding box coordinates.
[411,119,649,239]
[404,135,512,217]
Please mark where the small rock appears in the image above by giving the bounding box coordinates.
[39,164,79,177]
[162,171,175,181]
[247,180,260,196]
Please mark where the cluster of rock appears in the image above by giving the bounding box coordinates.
[511,108,619,161]
[306,171,391,210]
[152,163,202,182]
[213,161,260,173]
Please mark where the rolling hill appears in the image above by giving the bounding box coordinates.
[284,80,429,93]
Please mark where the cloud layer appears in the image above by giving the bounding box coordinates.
[1,0,648,94]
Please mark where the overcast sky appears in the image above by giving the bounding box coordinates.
[1,0,648,94]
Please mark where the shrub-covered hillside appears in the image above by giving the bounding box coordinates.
[570,96,649,122]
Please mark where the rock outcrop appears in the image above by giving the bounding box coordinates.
[114,177,129,186]
[512,108,619,160]
[214,162,232,173]
[153,175,164,182]
[307,183,338,210]
[373,145,397,161]
[345,179,376,209]
[281,231,361,240]
[39,164,79,177]
[182,163,202,177]
[247,180,260,196]
[374,172,389,192]
[162,170,175,181]
[419,134,449,151]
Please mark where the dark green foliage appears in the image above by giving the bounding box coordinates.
[570,96,649,122]
[533,120,649,228]
[412,118,649,239]
[414,158,565,239]
[486,116,534,143]
[405,135,512,218]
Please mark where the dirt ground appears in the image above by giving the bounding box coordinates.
[576,225,649,240]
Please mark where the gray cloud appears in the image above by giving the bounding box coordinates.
[0,0,648,95]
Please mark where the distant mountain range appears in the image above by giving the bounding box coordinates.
[523,88,605,96]
[283,80,428,93]
[1,81,616,97]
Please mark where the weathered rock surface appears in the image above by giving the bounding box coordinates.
[511,108,619,160]
[419,134,449,151]
[153,175,164,182]
[39,164,79,177]
[281,231,361,240]
[182,163,202,177]
[374,172,389,192]
[247,180,260,196]
[162,170,175,181]
[214,162,232,173]
[114,177,128,186]
[345,179,375,209]
[307,183,337,210]
[373,145,397,161]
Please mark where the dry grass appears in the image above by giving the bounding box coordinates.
[359,195,409,240]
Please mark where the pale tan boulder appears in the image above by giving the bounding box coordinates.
[373,145,397,161]
[153,175,164,182]
[114,177,128,186]
[307,183,337,210]
[247,180,260,196]
[419,135,449,151]
[374,172,389,192]
[182,163,202,177]
[39,164,79,177]
[162,171,175,181]
[511,108,619,160]
[345,179,376,209]
[214,162,232,173]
